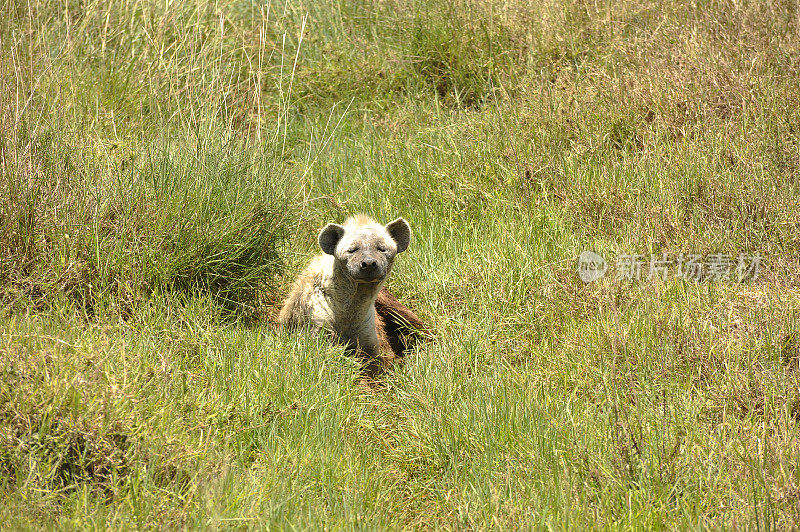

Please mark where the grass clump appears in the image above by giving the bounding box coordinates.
[1,129,292,317]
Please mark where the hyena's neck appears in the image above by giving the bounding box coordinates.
[328,272,383,322]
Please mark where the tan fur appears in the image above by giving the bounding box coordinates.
[350,214,375,227]
[279,216,412,362]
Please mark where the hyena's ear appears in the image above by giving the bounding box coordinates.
[385,218,411,253]
[318,223,345,255]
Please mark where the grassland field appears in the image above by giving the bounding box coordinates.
[2,0,800,528]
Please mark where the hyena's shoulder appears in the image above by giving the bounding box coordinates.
[278,255,333,328]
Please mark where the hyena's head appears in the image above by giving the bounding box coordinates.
[318,215,411,283]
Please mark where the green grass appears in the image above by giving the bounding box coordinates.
[2,0,800,528]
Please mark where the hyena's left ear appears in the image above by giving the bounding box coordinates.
[385,218,411,253]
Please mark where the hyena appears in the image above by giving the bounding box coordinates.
[279,215,412,361]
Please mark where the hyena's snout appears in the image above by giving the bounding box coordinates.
[360,256,379,273]
[351,250,386,282]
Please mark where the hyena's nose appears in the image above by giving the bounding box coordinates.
[360,258,378,271]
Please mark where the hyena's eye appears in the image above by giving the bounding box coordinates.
[347,246,359,253]
[377,245,387,253]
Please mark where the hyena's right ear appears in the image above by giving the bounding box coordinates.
[318,223,345,255]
